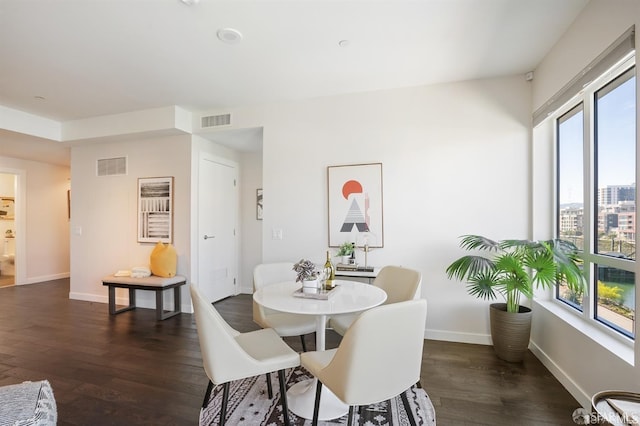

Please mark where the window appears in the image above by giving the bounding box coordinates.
[556,104,585,309]
[554,56,636,339]
[593,67,636,337]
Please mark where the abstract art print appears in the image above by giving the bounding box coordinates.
[137,176,173,243]
[328,163,383,248]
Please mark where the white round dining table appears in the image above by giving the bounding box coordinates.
[253,279,387,420]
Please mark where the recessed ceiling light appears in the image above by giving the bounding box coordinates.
[179,0,199,5]
[217,28,243,44]
[338,40,350,47]
[34,96,46,101]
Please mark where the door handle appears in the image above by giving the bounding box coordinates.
[204,235,215,240]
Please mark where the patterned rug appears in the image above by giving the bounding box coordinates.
[199,366,436,426]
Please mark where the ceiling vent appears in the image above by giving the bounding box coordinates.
[201,113,231,128]
[97,157,127,176]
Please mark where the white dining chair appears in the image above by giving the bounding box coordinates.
[301,299,428,426]
[190,284,300,426]
[328,265,422,336]
[253,262,317,351]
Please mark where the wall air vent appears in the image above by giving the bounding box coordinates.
[97,157,127,176]
[201,113,231,128]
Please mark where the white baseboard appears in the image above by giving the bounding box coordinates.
[69,292,104,303]
[425,329,492,345]
[19,272,70,285]
[529,340,591,408]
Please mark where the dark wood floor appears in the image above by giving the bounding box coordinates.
[0,279,580,425]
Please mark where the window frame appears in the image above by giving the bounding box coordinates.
[552,53,636,343]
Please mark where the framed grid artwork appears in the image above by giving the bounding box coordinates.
[137,176,173,243]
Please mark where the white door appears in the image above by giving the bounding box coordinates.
[198,155,238,302]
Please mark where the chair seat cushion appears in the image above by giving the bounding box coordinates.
[235,328,300,371]
[328,312,358,336]
[264,312,317,336]
[300,348,337,375]
[0,380,57,426]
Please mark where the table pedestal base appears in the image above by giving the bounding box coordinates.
[288,378,349,420]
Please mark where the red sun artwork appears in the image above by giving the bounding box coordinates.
[342,180,363,200]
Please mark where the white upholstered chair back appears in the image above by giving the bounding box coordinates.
[305,299,427,406]
[328,265,422,336]
[253,262,296,326]
[191,284,266,384]
[374,265,422,303]
[190,284,300,425]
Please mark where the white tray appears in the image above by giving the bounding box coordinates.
[292,285,340,300]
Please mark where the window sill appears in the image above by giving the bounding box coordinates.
[533,298,634,366]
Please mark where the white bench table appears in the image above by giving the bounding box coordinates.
[102,274,187,320]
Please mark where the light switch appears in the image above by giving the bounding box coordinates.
[272,228,283,240]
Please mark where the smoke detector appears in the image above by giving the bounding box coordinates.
[217,28,243,44]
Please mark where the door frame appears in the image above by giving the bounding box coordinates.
[0,167,26,285]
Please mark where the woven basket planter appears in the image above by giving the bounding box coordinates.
[489,303,532,363]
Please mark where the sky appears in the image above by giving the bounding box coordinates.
[558,72,636,205]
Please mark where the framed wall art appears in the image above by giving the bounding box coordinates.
[137,176,173,243]
[257,188,263,220]
[327,163,383,248]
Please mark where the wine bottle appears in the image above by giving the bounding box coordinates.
[324,250,335,289]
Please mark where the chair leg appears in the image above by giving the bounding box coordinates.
[277,369,291,426]
[312,380,322,426]
[347,405,355,426]
[266,373,273,398]
[300,334,307,352]
[220,382,230,426]
[416,380,423,389]
[202,380,214,409]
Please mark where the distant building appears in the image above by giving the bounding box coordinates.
[598,184,635,205]
[561,185,636,243]
[559,206,584,236]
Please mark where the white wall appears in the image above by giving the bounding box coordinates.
[531,0,640,408]
[239,149,263,294]
[69,133,247,311]
[69,135,192,310]
[220,75,532,342]
[0,156,69,284]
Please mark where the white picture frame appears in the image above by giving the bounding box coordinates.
[327,163,383,248]
[137,176,173,243]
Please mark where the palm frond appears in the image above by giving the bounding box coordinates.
[446,235,586,311]
[526,247,557,289]
[466,271,499,300]
[494,253,527,277]
[458,235,499,252]
[500,239,543,251]
[446,255,494,281]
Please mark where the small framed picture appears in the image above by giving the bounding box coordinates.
[256,188,263,220]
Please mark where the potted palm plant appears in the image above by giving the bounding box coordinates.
[446,235,586,362]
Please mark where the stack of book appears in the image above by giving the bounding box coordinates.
[336,263,375,272]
